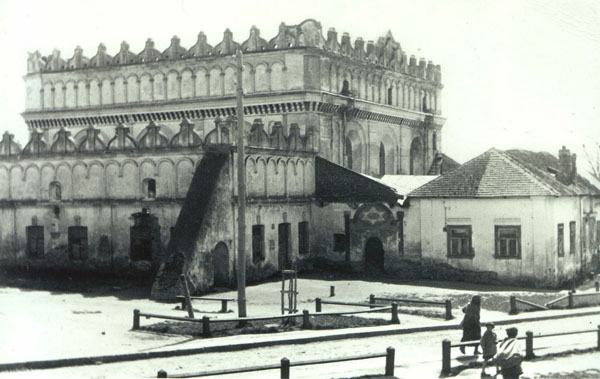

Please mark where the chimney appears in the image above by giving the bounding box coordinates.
[558,146,577,185]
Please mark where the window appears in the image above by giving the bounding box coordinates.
[26,226,44,259]
[557,223,564,257]
[387,87,392,105]
[495,226,521,258]
[345,137,353,170]
[49,181,61,201]
[569,221,576,255]
[446,225,473,258]
[298,222,309,255]
[582,219,587,251]
[252,225,265,264]
[422,95,428,112]
[68,226,88,260]
[143,178,156,199]
[379,143,385,176]
[333,233,345,252]
[432,132,437,152]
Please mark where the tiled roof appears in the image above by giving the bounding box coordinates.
[409,148,600,198]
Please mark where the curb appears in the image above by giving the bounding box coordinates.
[2,308,600,372]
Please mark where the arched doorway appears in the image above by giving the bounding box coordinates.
[213,242,229,287]
[365,237,385,272]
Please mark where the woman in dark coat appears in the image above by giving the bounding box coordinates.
[460,295,481,354]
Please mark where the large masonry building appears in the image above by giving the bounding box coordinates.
[0,19,445,297]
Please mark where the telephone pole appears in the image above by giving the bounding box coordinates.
[235,49,247,319]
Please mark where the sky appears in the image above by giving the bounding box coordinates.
[0,0,598,174]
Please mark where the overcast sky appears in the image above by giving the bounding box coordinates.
[0,0,598,172]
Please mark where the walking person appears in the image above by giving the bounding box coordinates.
[460,295,481,354]
[480,323,497,377]
[493,327,523,379]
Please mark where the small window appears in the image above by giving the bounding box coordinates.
[422,95,428,112]
[298,222,309,255]
[252,225,265,264]
[49,181,62,201]
[569,221,576,254]
[387,87,392,105]
[333,233,345,252]
[557,223,564,257]
[446,225,473,258]
[26,225,44,259]
[495,225,521,259]
[143,178,156,199]
[379,143,385,176]
[68,226,88,260]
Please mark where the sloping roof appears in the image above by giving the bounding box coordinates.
[428,153,461,175]
[410,148,600,198]
[315,156,402,205]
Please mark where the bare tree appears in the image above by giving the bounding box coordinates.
[583,142,600,181]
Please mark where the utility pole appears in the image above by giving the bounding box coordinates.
[235,49,247,319]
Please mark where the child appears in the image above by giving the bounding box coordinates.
[493,327,523,379]
[480,323,497,377]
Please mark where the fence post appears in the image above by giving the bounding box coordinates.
[302,309,311,329]
[330,285,335,297]
[202,316,211,337]
[157,370,167,378]
[441,339,451,375]
[220,300,227,313]
[509,296,518,315]
[595,281,599,292]
[385,346,395,376]
[568,291,574,309]
[597,325,600,351]
[391,303,400,324]
[525,331,535,360]
[281,358,290,379]
[181,297,186,310]
[445,300,453,320]
[180,275,195,319]
[369,294,375,309]
[133,309,140,330]
[316,297,322,312]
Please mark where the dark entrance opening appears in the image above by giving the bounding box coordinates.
[278,223,291,270]
[365,237,385,272]
[130,208,161,262]
[213,242,230,287]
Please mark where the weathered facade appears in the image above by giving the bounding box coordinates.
[0,19,444,296]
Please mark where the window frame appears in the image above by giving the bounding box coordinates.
[446,225,473,259]
[494,225,521,259]
[569,221,576,255]
[252,224,265,264]
[557,223,564,257]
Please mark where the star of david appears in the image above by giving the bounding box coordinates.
[361,207,386,225]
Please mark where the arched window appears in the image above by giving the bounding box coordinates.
[387,88,392,105]
[379,143,386,176]
[422,94,428,112]
[49,181,61,201]
[341,80,350,96]
[143,178,156,199]
[345,137,353,170]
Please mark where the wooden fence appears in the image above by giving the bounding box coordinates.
[313,298,400,324]
[369,294,453,320]
[441,325,600,375]
[156,347,395,378]
[509,288,600,314]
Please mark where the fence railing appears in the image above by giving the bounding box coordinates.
[369,294,453,320]
[509,288,600,314]
[156,347,395,378]
[314,298,400,324]
[441,325,600,375]
[133,304,400,337]
[175,296,235,313]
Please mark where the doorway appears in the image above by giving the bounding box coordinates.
[365,237,384,272]
[130,209,161,262]
[278,223,291,270]
[213,242,230,287]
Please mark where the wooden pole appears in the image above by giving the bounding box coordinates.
[236,49,247,319]
[509,295,518,315]
[180,275,195,319]
[525,331,535,360]
[385,347,395,376]
[280,358,290,379]
[133,309,140,330]
[441,339,451,375]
